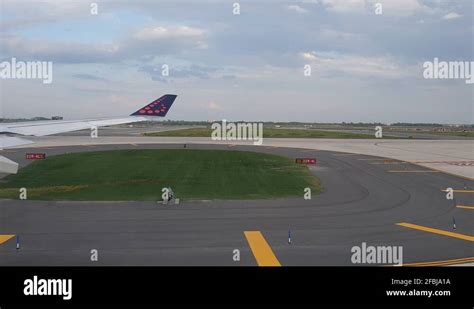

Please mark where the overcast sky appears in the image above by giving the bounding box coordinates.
[0,0,472,123]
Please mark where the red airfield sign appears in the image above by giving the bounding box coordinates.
[26,153,46,160]
[295,158,316,165]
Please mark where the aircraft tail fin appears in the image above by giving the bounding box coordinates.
[130,94,177,117]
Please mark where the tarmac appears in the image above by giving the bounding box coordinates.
[0,143,473,266]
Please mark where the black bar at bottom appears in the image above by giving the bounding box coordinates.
[0,267,472,306]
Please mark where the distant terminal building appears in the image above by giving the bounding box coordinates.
[52,116,63,120]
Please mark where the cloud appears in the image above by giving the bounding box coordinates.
[376,0,430,16]
[316,0,366,12]
[315,0,432,16]
[207,101,221,110]
[133,26,205,41]
[72,73,108,81]
[0,23,207,63]
[287,5,309,14]
[442,12,462,20]
[301,51,317,61]
[0,34,120,63]
[140,64,219,82]
[0,0,99,32]
[127,25,208,53]
[300,51,408,79]
[221,75,236,80]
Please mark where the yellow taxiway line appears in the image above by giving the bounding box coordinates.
[388,170,439,173]
[397,223,474,242]
[401,256,474,267]
[244,231,281,267]
[358,158,474,181]
[370,162,409,165]
[456,205,474,210]
[407,162,474,181]
[441,189,474,193]
[0,235,15,245]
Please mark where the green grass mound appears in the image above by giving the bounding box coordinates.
[0,149,322,201]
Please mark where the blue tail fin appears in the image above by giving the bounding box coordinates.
[131,94,177,117]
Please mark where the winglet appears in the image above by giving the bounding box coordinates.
[0,155,19,174]
[130,94,177,117]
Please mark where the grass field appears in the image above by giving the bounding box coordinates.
[144,127,393,139]
[0,149,322,201]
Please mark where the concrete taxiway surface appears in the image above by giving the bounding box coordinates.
[0,143,473,266]
[316,128,474,140]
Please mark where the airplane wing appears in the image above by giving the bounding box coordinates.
[0,94,177,174]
